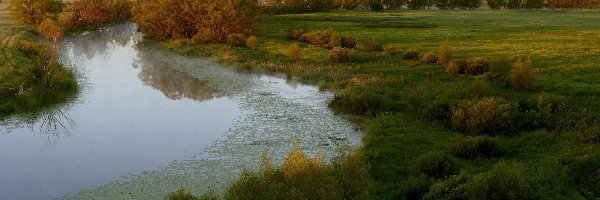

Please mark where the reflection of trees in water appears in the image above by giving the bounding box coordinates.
[34,109,74,144]
[134,50,226,102]
[60,23,140,61]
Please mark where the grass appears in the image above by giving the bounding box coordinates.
[0,0,78,119]
[156,9,600,199]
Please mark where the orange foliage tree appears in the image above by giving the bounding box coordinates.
[38,18,64,42]
[132,0,261,43]
[9,0,54,25]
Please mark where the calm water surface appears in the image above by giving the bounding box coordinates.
[0,23,360,200]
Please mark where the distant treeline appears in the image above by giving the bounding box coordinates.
[262,0,600,13]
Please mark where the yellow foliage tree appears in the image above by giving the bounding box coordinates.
[38,18,64,42]
[9,0,51,25]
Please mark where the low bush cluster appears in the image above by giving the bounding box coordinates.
[413,152,460,179]
[383,45,400,55]
[421,52,438,64]
[286,44,302,62]
[356,38,383,52]
[403,49,420,60]
[227,34,247,47]
[329,47,353,63]
[452,97,516,136]
[446,58,490,75]
[450,137,501,159]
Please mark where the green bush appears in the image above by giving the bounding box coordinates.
[423,173,471,200]
[511,58,535,91]
[452,97,516,136]
[570,154,600,198]
[227,34,247,47]
[399,175,432,200]
[413,152,460,179]
[465,162,536,200]
[450,137,501,159]
[341,35,357,48]
[524,0,545,8]
[507,0,521,8]
[403,49,420,60]
[464,57,489,75]
[487,0,506,8]
[383,45,400,55]
[166,188,200,200]
[287,28,307,41]
[356,38,383,52]
[486,56,513,86]
[470,77,490,96]
[427,101,454,124]
[370,1,384,11]
[329,47,353,63]
[331,86,391,115]
[421,52,438,64]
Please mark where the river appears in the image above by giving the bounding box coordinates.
[0,23,361,199]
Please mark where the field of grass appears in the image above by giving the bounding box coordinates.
[160,9,600,199]
[0,0,77,118]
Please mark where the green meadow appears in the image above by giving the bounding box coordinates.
[160,10,600,199]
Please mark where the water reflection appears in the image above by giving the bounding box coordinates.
[134,50,226,102]
[34,109,74,144]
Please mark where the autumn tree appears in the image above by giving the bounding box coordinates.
[9,0,54,25]
[38,18,64,42]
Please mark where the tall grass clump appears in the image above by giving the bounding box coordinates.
[246,36,258,49]
[329,47,353,63]
[227,34,247,47]
[421,52,438,64]
[470,77,490,96]
[356,38,382,52]
[286,44,302,62]
[487,56,513,86]
[450,137,501,159]
[438,40,452,66]
[341,35,357,48]
[303,29,340,49]
[511,57,535,91]
[452,97,516,136]
[413,152,460,179]
[383,45,400,56]
[403,49,420,60]
[465,162,536,200]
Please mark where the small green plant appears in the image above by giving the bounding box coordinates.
[329,47,353,63]
[421,52,438,64]
[465,162,536,200]
[470,77,490,96]
[246,35,258,49]
[438,40,452,66]
[511,57,535,91]
[227,33,247,47]
[341,35,357,48]
[450,137,501,159]
[487,56,513,86]
[452,97,516,136]
[413,152,460,179]
[383,45,400,55]
[286,44,302,62]
[403,49,420,60]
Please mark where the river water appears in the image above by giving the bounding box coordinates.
[0,23,361,199]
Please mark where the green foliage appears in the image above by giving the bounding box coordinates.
[524,0,545,8]
[407,0,431,9]
[423,173,470,200]
[470,77,490,96]
[487,0,506,8]
[486,56,513,86]
[465,162,536,200]
[570,154,600,198]
[511,58,535,91]
[450,136,500,159]
[331,86,391,115]
[370,0,384,11]
[329,47,353,63]
[166,188,200,200]
[403,49,420,60]
[437,40,452,66]
[227,34,247,47]
[399,175,432,200]
[421,52,438,64]
[507,0,521,8]
[413,152,460,179]
[452,97,516,136]
[451,0,482,9]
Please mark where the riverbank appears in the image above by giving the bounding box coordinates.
[0,0,78,119]
[158,10,600,199]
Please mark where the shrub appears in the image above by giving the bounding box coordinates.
[370,1,384,11]
[511,58,535,91]
[452,97,516,136]
[403,49,420,60]
[579,125,600,144]
[9,0,58,26]
[356,38,382,52]
[487,56,513,86]
[133,0,260,42]
[407,0,431,9]
[329,47,353,63]
[524,0,545,8]
[464,57,489,75]
[413,152,460,179]
[487,0,506,8]
[166,188,200,200]
[423,173,471,200]
[470,77,490,96]
[450,137,500,159]
[451,0,482,8]
[341,35,357,48]
[465,162,536,200]
[399,175,432,200]
[421,52,438,64]
[329,32,342,49]
[383,45,400,56]
[446,60,465,76]
[286,44,302,62]
[438,41,452,66]
[227,34,247,47]
[507,0,521,8]
[427,101,454,124]
[38,18,64,42]
[303,29,339,48]
[287,28,307,40]
[435,0,454,9]
[246,36,258,49]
